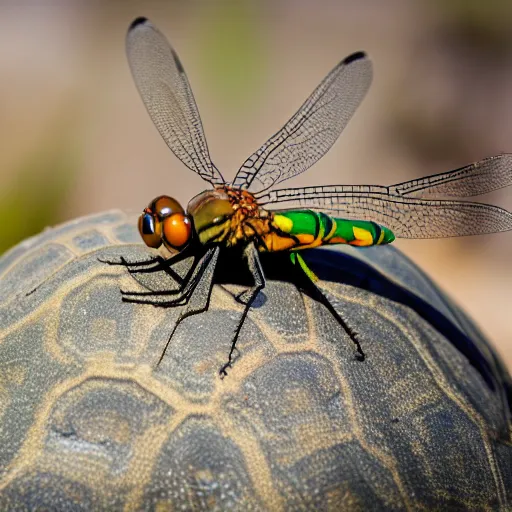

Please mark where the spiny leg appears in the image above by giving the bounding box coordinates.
[28,251,169,298]
[99,246,198,284]
[220,243,266,377]
[28,251,173,298]
[99,254,169,273]
[122,256,185,288]
[117,246,206,301]
[121,246,212,306]
[99,254,163,268]
[290,252,365,361]
[156,246,220,366]
[119,262,195,299]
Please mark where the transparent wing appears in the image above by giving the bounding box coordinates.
[259,157,512,238]
[393,154,512,198]
[232,52,372,194]
[126,18,224,186]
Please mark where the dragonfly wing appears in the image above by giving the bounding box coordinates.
[126,18,224,186]
[392,154,512,198]
[260,184,512,238]
[232,52,372,194]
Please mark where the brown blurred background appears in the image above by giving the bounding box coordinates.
[0,0,511,368]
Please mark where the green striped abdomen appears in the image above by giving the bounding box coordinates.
[270,209,395,250]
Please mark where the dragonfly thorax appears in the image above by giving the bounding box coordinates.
[187,187,268,248]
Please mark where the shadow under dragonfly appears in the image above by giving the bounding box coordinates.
[295,247,512,427]
[128,243,511,424]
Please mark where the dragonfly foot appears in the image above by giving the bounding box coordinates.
[219,348,240,378]
[348,329,365,361]
[291,253,367,361]
[219,362,230,378]
[219,244,265,377]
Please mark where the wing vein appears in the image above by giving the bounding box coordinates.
[126,18,225,186]
[232,52,372,193]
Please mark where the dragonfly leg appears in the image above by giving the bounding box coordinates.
[120,247,213,305]
[220,243,266,377]
[155,246,220,367]
[28,253,172,298]
[99,247,198,285]
[290,252,365,361]
[245,221,270,252]
[99,254,162,267]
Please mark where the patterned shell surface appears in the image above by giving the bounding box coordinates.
[0,210,510,511]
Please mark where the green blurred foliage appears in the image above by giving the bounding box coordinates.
[195,0,265,112]
[432,0,512,54]
[0,125,78,255]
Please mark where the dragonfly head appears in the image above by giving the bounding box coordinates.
[138,196,193,251]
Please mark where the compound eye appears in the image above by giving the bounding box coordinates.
[138,211,162,248]
[150,196,184,219]
[162,213,192,250]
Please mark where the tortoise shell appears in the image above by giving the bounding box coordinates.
[0,210,510,510]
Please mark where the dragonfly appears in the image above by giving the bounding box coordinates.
[111,17,512,375]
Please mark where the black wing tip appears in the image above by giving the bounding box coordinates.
[129,17,149,31]
[343,51,368,65]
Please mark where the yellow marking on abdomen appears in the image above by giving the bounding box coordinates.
[273,214,293,233]
[324,218,338,240]
[351,226,374,247]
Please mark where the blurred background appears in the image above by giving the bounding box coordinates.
[0,0,511,368]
